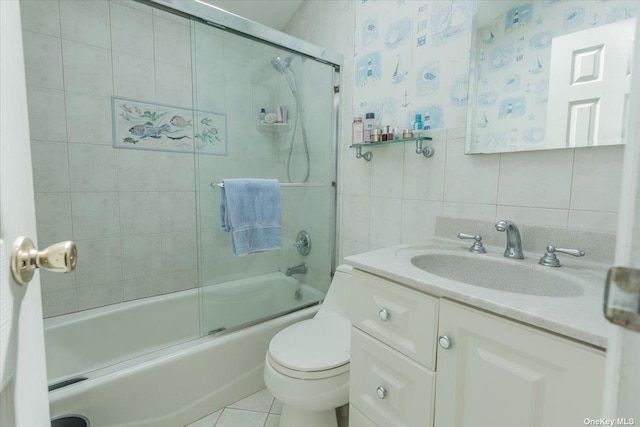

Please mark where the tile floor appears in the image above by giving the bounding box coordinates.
[185,388,283,427]
[186,388,348,427]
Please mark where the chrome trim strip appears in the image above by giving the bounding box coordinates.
[147,0,343,68]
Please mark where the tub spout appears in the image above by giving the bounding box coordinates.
[286,263,307,276]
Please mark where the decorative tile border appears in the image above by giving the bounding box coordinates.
[111,96,227,155]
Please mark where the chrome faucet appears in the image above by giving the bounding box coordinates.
[286,263,308,276]
[495,220,524,259]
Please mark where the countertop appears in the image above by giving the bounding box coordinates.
[345,238,612,349]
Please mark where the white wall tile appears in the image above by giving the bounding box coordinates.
[163,267,198,293]
[153,16,191,66]
[442,201,496,222]
[341,195,370,243]
[34,193,73,243]
[498,148,574,209]
[160,192,196,232]
[75,238,122,286]
[370,144,404,198]
[39,268,76,293]
[26,87,67,141]
[119,192,161,235]
[400,199,443,245]
[155,62,193,108]
[444,138,500,204]
[152,7,190,26]
[117,149,159,191]
[71,192,120,239]
[123,275,164,300]
[31,141,70,192]
[159,152,195,191]
[111,0,152,14]
[65,93,113,145]
[340,149,371,196]
[568,210,619,233]
[338,239,370,263]
[68,143,118,192]
[570,146,623,212]
[77,282,123,311]
[110,2,154,58]
[368,197,402,247]
[62,40,113,96]
[161,231,197,273]
[495,205,568,228]
[112,52,156,101]
[20,0,61,37]
[60,0,111,49]
[22,31,63,90]
[121,234,163,279]
[41,290,77,318]
[403,139,446,201]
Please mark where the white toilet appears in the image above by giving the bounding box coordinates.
[264,264,352,427]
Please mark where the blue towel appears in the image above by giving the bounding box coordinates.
[220,178,282,256]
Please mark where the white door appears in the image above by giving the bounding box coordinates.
[0,1,50,425]
[602,16,640,422]
[546,18,635,147]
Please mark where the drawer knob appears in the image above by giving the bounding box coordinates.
[378,309,390,321]
[376,386,387,399]
[439,335,452,349]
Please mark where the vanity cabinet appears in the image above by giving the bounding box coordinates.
[349,270,606,427]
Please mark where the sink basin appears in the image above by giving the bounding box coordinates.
[411,253,584,297]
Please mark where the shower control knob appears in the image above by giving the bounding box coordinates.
[11,237,77,286]
[376,386,387,399]
[378,309,390,321]
[438,335,452,350]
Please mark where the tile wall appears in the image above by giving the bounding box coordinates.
[282,0,626,264]
[21,0,201,317]
[22,0,338,317]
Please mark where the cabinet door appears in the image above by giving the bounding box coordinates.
[435,300,605,427]
[349,405,376,427]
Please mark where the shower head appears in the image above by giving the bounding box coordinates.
[271,55,295,73]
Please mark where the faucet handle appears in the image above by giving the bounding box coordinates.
[539,245,585,267]
[457,233,486,254]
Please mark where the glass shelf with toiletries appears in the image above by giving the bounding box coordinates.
[349,136,434,161]
[256,122,292,132]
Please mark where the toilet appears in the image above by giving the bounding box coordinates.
[264,264,352,427]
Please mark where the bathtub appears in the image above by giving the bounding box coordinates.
[46,272,324,427]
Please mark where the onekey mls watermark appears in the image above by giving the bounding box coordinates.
[584,419,636,426]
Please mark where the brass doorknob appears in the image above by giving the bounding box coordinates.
[11,237,77,286]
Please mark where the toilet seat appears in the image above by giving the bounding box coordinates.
[268,316,350,380]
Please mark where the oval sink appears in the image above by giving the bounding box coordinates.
[411,253,584,297]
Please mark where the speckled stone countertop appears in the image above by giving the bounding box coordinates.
[345,238,611,349]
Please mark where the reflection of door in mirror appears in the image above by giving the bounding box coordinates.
[546,18,635,148]
[466,0,637,154]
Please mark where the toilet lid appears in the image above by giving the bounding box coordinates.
[268,316,350,373]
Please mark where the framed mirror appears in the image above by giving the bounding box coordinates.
[466,0,637,154]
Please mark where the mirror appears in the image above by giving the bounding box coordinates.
[466,0,637,154]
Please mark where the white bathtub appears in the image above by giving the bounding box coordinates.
[45,272,324,427]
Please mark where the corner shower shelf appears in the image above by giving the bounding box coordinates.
[256,122,292,132]
[349,136,434,161]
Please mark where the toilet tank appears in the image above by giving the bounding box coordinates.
[316,264,352,320]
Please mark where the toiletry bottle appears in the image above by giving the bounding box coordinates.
[280,106,288,123]
[276,105,283,123]
[413,113,423,131]
[352,117,364,145]
[259,108,266,123]
[364,112,376,143]
[424,112,431,130]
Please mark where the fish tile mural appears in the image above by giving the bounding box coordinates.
[112,97,227,155]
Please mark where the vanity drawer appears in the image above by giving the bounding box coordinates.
[351,270,438,369]
[350,328,435,427]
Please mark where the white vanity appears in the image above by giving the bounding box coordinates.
[345,237,610,427]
